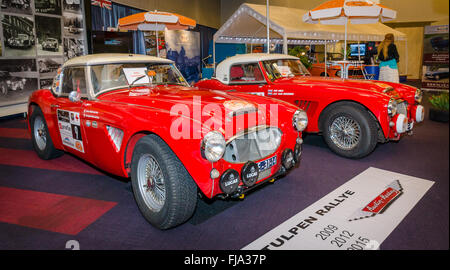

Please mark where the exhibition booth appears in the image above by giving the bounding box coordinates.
[211,3,408,80]
[0,0,448,255]
[213,3,407,54]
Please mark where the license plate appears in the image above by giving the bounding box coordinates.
[257,155,277,172]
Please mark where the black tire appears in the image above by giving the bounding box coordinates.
[321,103,378,159]
[29,106,63,160]
[130,134,198,229]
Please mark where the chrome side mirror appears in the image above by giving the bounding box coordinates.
[68,91,81,103]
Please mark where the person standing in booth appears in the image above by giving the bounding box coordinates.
[378,33,400,83]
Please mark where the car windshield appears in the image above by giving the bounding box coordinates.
[262,59,310,81]
[90,63,188,94]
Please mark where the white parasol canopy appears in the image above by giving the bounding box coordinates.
[303,0,398,60]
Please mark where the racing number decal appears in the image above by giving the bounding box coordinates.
[57,109,84,153]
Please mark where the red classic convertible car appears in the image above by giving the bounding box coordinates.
[27,53,306,229]
[196,53,424,159]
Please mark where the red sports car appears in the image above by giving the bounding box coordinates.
[196,53,424,159]
[27,53,307,229]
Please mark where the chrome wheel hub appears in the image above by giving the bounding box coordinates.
[137,154,166,212]
[329,116,361,150]
[34,116,47,151]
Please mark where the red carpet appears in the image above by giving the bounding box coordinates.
[0,128,30,139]
[0,148,103,175]
[0,187,117,235]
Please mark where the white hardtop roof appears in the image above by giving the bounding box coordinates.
[215,3,407,43]
[215,53,299,84]
[63,53,173,67]
[219,53,298,67]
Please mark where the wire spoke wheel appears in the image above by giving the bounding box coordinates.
[137,153,166,212]
[329,116,361,150]
[33,115,47,151]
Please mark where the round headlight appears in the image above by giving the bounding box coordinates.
[415,88,423,103]
[201,131,226,162]
[293,110,308,131]
[387,98,397,117]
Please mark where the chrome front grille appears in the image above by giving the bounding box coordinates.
[397,101,408,116]
[223,126,282,164]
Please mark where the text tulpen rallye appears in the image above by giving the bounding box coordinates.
[27,54,307,229]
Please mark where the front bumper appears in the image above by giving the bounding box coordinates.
[210,140,302,199]
[387,103,424,140]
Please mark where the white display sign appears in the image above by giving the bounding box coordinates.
[277,66,293,77]
[123,68,150,85]
[243,167,434,250]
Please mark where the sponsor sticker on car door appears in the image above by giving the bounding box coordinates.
[57,109,84,153]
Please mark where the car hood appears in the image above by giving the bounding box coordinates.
[98,85,290,139]
[274,76,414,100]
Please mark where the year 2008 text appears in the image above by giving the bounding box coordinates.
[315,224,373,250]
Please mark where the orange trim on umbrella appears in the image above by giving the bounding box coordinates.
[346,1,372,6]
[312,0,345,11]
[118,12,146,27]
[118,11,196,30]
[172,13,196,28]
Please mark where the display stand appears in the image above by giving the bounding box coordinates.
[331,60,365,79]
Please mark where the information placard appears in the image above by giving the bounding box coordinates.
[243,167,434,250]
[422,25,449,91]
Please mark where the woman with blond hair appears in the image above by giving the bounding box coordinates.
[378,33,400,83]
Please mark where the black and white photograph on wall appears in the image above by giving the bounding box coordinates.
[35,0,62,16]
[63,0,82,14]
[1,0,33,16]
[0,58,38,106]
[39,78,54,89]
[1,14,36,57]
[63,12,83,37]
[37,57,62,77]
[35,15,62,56]
[63,37,83,61]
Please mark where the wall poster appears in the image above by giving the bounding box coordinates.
[165,29,201,84]
[0,0,87,117]
[421,24,449,91]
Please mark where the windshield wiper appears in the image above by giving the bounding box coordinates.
[168,82,188,86]
[128,75,147,88]
[154,82,188,86]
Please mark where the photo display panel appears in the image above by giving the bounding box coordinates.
[0,0,87,114]
[421,24,449,91]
